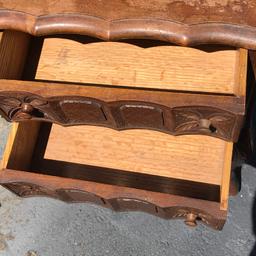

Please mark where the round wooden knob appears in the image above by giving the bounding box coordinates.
[21,103,34,113]
[185,213,197,227]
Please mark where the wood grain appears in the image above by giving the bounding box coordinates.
[0,80,244,113]
[0,123,18,170]
[5,122,41,171]
[0,30,30,79]
[36,38,240,94]
[220,142,233,210]
[45,125,227,186]
[2,122,219,202]
[235,48,248,96]
[0,1,255,49]
[0,169,227,230]
[0,80,245,141]
[0,30,31,167]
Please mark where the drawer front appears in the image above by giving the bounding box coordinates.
[0,91,242,141]
[1,179,226,230]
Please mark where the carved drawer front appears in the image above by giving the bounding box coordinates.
[0,90,242,141]
[118,103,164,129]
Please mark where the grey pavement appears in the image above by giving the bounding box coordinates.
[0,117,255,256]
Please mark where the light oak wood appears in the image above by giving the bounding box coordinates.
[36,38,243,94]
[220,142,233,210]
[45,125,228,186]
[0,30,31,168]
[1,122,233,209]
[1,122,41,170]
[34,39,238,211]
[0,122,18,170]
[235,48,248,96]
[5,122,41,170]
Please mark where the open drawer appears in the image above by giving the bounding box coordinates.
[0,121,232,229]
[0,30,248,142]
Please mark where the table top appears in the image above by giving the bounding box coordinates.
[0,0,256,49]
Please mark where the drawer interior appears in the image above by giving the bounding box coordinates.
[1,121,233,210]
[32,36,245,95]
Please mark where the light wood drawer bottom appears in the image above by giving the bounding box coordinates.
[0,121,233,229]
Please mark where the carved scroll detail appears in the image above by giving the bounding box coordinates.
[0,91,238,141]
[173,107,236,140]
[0,95,48,120]
[3,182,225,230]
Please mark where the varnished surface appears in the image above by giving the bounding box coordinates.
[220,142,233,210]
[0,30,31,164]
[0,31,30,79]
[0,80,245,141]
[3,122,219,202]
[0,169,227,230]
[0,1,255,48]
[37,38,240,94]
[45,124,227,185]
[0,121,230,229]
[6,122,41,171]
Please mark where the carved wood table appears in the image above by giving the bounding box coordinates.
[0,0,256,230]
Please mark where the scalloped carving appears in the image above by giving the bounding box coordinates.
[0,91,239,141]
[0,0,255,49]
[3,182,226,230]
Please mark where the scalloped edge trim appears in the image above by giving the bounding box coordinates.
[1,169,226,229]
[0,10,255,49]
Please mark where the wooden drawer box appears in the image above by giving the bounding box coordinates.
[0,121,232,229]
[0,30,248,230]
[0,33,247,142]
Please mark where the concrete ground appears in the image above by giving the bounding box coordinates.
[0,117,256,256]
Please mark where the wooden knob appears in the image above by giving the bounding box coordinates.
[21,103,34,113]
[185,213,197,227]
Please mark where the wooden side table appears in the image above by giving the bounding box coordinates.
[0,1,256,230]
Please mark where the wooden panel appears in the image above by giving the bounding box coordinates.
[0,169,227,230]
[235,48,248,96]
[0,80,245,141]
[220,142,233,210]
[0,30,31,166]
[2,122,41,170]
[0,30,30,79]
[0,1,256,50]
[2,122,219,202]
[0,123,18,170]
[44,125,227,185]
[36,39,240,94]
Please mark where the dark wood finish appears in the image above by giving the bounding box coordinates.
[0,1,255,49]
[0,30,31,79]
[0,169,227,230]
[236,51,256,162]
[0,80,245,141]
